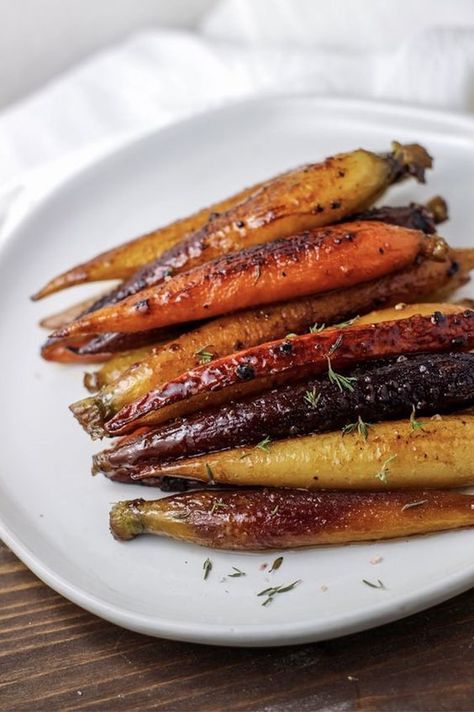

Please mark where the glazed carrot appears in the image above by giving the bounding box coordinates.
[80,247,464,402]
[109,488,474,549]
[51,223,444,341]
[31,176,267,301]
[33,141,432,303]
[133,415,474,491]
[99,308,474,435]
[92,352,474,479]
[59,195,451,358]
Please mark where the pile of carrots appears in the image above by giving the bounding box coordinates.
[34,141,474,550]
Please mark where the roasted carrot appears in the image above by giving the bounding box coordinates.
[98,308,474,435]
[31,177,267,301]
[74,189,447,321]
[57,195,451,358]
[134,415,474,491]
[93,352,474,479]
[33,141,432,303]
[109,488,474,549]
[80,247,465,404]
[51,223,444,341]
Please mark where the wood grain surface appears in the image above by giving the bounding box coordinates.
[1,539,473,711]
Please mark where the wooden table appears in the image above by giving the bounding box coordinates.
[1,540,473,711]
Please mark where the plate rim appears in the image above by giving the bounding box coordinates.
[1,94,474,647]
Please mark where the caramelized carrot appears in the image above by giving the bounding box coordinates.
[109,488,474,549]
[33,142,432,302]
[92,352,474,478]
[100,308,474,434]
[51,223,444,341]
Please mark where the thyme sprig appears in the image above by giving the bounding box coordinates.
[327,357,357,392]
[341,416,371,440]
[210,498,227,514]
[258,579,301,606]
[304,387,321,408]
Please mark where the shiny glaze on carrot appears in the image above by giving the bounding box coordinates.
[93,352,474,478]
[104,309,474,434]
[52,222,444,341]
[31,173,268,301]
[51,196,450,358]
[109,488,474,549]
[48,142,432,315]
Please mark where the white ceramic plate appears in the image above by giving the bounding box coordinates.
[1,97,474,647]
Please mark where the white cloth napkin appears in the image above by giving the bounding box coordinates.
[1,0,474,193]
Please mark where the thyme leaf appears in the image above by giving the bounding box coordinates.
[269,556,284,573]
[309,322,326,334]
[328,334,343,356]
[327,357,357,392]
[401,499,428,512]
[205,463,215,484]
[410,405,426,432]
[375,454,397,483]
[228,567,246,578]
[203,558,212,580]
[304,387,321,408]
[334,316,360,329]
[362,578,385,589]
[195,347,214,364]
[256,436,272,453]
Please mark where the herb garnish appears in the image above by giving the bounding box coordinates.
[327,357,357,392]
[256,436,272,453]
[172,510,191,521]
[205,463,215,484]
[195,347,214,364]
[309,322,326,334]
[341,416,371,440]
[228,567,246,578]
[203,558,212,580]
[334,316,360,329]
[375,454,397,483]
[328,334,343,356]
[410,405,426,432]
[304,387,321,408]
[362,578,385,589]
[269,556,284,573]
[258,580,301,606]
[401,499,428,512]
[210,498,227,514]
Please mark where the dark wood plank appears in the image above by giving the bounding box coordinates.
[1,540,473,712]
